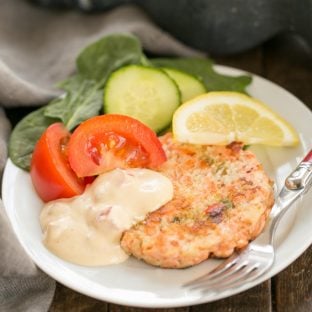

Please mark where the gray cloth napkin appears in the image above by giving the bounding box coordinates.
[0,0,202,311]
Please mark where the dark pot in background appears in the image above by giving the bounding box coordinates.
[137,0,312,55]
[31,0,312,55]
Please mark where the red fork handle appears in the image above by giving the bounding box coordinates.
[303,149,312,163]
[285,149,312,190]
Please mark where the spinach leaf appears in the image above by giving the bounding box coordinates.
[45,34,147,131]
[9,107,58,171]
[9,77,103,171]
[9,34,147,171]
[44,76,103,131]
[77,33,145,81]
[151,58,252,93]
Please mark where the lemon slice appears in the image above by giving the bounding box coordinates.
[172,91,299,146]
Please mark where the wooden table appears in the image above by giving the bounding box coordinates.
[5,34,312,312]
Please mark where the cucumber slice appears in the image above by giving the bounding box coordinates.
[162,67,206,103]
[104,65,180,133]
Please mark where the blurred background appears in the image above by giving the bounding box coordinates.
[29,0,312,56]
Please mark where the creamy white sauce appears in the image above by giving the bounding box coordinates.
[40,168,173,266]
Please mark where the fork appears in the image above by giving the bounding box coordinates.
[184,149,312,292]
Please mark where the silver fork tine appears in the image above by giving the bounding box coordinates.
[203,254,243,280]
[201,260,248,284]
[189,261,255,290]
[209,261,273,291]
[200,267,264,293]
[183,247,249,288]
[193,259,272,292]
[188,246,274,290]
[183,252,241,287]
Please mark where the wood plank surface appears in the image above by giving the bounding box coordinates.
[109,305,189,312]
[191,282,271,312]
[49,283,108,312]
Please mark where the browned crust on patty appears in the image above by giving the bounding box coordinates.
[121,133,274,268]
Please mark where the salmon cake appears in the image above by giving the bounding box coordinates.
[121,133,274,268]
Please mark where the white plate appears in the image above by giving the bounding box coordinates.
[2,65,312,308]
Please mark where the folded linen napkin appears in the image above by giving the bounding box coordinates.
[0,1,203,311]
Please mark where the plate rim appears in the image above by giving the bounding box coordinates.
[2,64,312,308]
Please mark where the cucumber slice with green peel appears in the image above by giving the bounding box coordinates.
[104,65,181,133]
[162,67,206,103]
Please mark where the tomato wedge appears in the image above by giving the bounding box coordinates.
[67,114,167,177]
[30,123,86,202]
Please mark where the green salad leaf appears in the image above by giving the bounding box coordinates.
[9,34,146,170]
[151,57,252,93]
[45,34,146,129]
[77,34,145,81]
[44,77,103,131]
[8,107,58,171]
